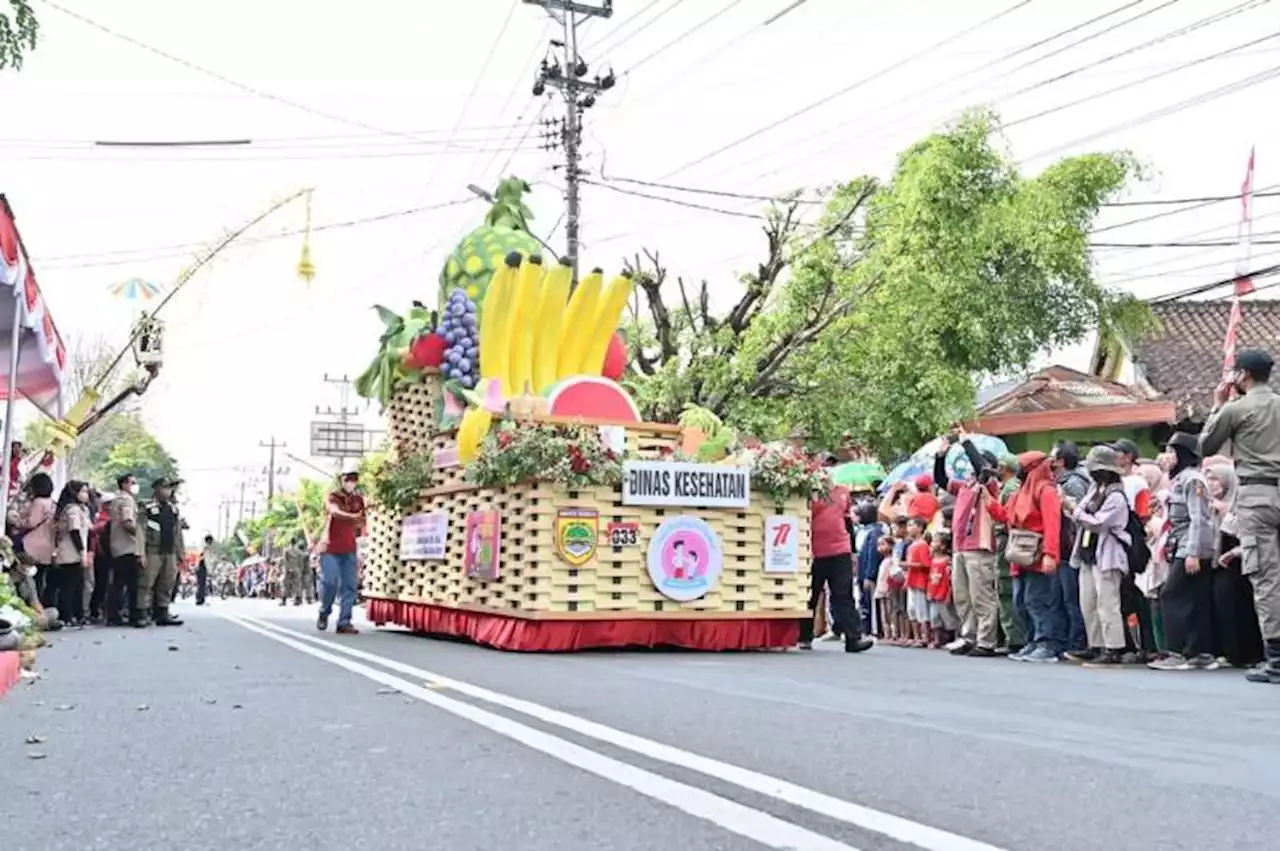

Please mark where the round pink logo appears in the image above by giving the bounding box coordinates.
[647,517,723,602]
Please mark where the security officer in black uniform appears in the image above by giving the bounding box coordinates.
[1200,347,1280,684]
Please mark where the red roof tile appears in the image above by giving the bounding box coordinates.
[1135,300,1280,420]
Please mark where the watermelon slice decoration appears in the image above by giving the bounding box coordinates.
[545,376,641,423]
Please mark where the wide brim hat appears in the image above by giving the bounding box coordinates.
[1084,445,1125,477]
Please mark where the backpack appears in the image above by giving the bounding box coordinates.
[1120,509,1151,575]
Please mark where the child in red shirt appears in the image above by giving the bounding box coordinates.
[927,531,958,649]
[904,517,932,647]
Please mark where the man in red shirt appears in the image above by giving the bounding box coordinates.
[318,466,366,635]
[800,454,874,653]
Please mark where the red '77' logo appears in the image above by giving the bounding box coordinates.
[772,522,792,547]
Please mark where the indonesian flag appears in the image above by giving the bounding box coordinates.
[1224,297,1243,378]
[1236,146,1256,296]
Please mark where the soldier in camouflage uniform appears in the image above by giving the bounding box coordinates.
[1149,433,1217,671]
[281,536,309,606]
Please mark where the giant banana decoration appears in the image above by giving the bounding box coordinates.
[556,268,603,380]
[532,259,573,393]
[579,271,633,376]
[507,254,544,396]
[479,253,521,395]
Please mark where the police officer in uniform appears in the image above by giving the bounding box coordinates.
[1200,347,1280,684]
[139,476,185,627]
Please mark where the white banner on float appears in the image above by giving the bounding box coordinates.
[621,460,750,509]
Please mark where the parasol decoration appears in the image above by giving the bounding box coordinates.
[108,278,163,302]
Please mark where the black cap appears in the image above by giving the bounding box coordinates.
[1111,438,1140,459]
[152,476,180,490]
[1234,347,1274,375]
[1166,432,1201,458]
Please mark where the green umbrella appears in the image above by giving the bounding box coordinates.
[830,461,886,489]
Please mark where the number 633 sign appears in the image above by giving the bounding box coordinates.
[606,521,640,547]
[764,515,801,573]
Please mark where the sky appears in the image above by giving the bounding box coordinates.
[2,0,1278,537]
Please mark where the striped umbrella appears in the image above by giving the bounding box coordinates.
[108,278,162,302]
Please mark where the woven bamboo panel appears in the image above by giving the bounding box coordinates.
[386,374,441,457]
[531,486,811,615]
[390,480,809,618]
[362,505,404,599]
[398,484,555,611]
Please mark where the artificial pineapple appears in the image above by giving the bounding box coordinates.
[439,177,543,320]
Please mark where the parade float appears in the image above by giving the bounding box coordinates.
[355,179,823,652]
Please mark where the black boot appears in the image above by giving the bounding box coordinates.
[129,609,148,628]
[1245,639,1280,684]
[153,607,184,627]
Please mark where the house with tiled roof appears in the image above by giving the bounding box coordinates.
[1092,299,1280,429]
[965,365,1175,454]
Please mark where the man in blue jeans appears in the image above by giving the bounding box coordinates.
[318,466,366,635]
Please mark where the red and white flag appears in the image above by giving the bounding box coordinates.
[1236,146,1256,297]
[1226,147,1256,377]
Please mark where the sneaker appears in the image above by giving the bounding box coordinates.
[845,637,874,653]
[1024,646,1059,663]
[1062,648,1099,665]
[1084,649,1123,668]
[317,614,329,632]
[949,641,974,656]
[797,641,813,651]
[1244,664,1280,684]
[1148,653,1191,671]
[335,624,359,635]
[819,631,843,642]
[967,646,997,658]
[944,637,969,652]
[1190,654,1220,671]
[1010,644,1036,661]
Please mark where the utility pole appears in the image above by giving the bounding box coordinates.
[315,373,361,471]
[259,437,287,502]
[527,0,616,282]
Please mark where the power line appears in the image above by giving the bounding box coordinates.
[1024,61,1280,161]
[745,0,1162,181]
[1,144,540,163]
[627,0,746,74]
[656,0,1036,181]
[1093,236,1280,248]
[584,0,684,57]
[43,1,436,144]
[1094,183,1280,234]
[33,198,475,269]
[1149,261,1280,302]
[1006,28,1280,129]
[582,178,767,219]
[600,172,1280,210]
[750,0,1267,187]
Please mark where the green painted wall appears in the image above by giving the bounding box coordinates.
[1000,427,1160,458]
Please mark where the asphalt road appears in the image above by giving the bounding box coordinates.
[2,598,1275,851]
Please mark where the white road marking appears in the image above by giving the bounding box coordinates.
[237,615,1007,851]
[226,615,860,851]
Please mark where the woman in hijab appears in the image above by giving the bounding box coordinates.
[1205,463,1265,668]
[1150,433,1219,671]
[989,451,1064,663]
[1063,446,1131,667]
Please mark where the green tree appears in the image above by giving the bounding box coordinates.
[623,110,1146,458]
[96,414,180,498]
[1,0,37,70]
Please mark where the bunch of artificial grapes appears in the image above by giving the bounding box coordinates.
[439,288,479,389]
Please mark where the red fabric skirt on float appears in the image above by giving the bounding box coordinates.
[0,651,20,700]
[365,598,798,652]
